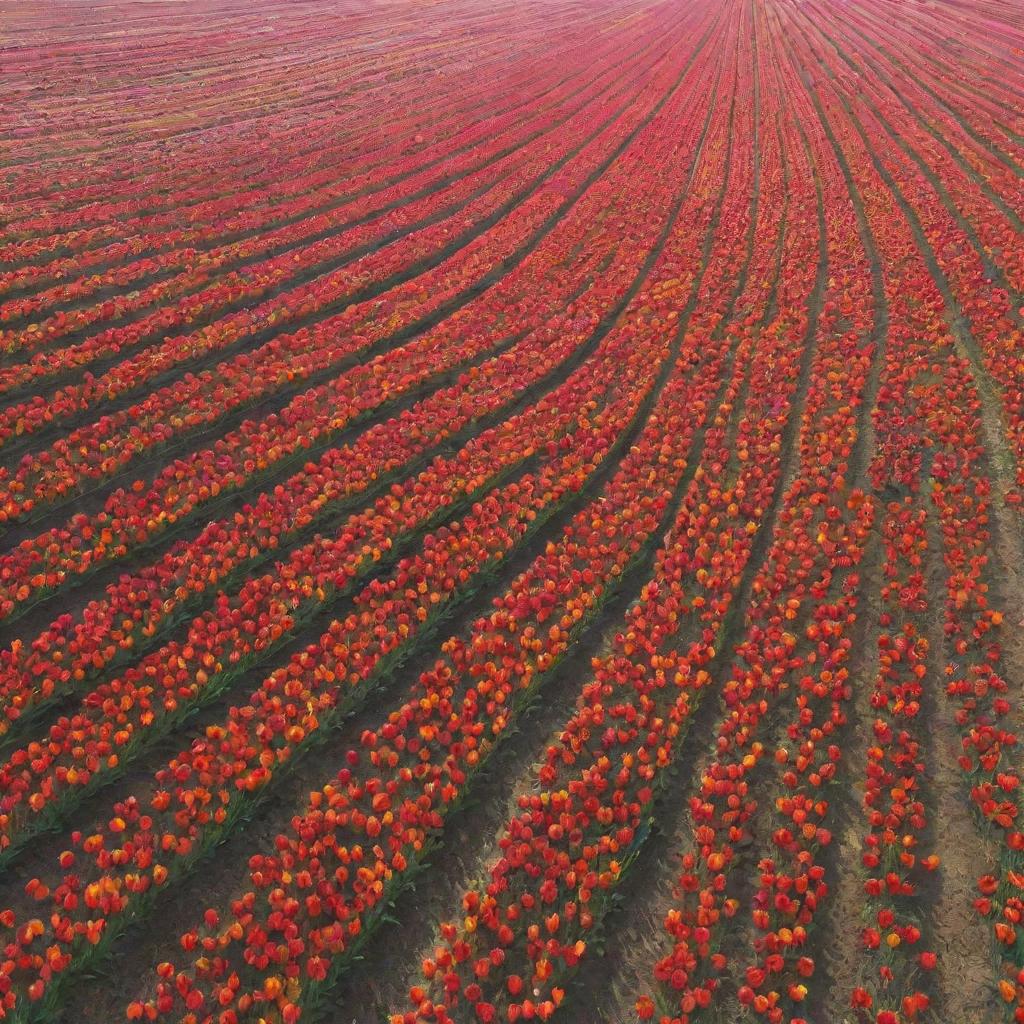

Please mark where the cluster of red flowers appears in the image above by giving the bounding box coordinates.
[0,20,701,734]
[0,23,693,620]
[0,36,688,505]
[847,496,938,1021]
[0,4,728,1016]
[123,12,759,1019]
[0,301,691,1015]
[0,7,650,342]
[819,0,1024,512]
[0,362,629,850]
[632,47,880,1024]
[398,20,784,1019]
[782,6,1023,1019]
[0,1,1021,1022]
[1,0,636,242]
[0,21,675,415]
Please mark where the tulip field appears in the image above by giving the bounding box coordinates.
[1,0,1023,1022]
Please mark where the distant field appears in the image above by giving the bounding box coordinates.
[0,1,1022,1022]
